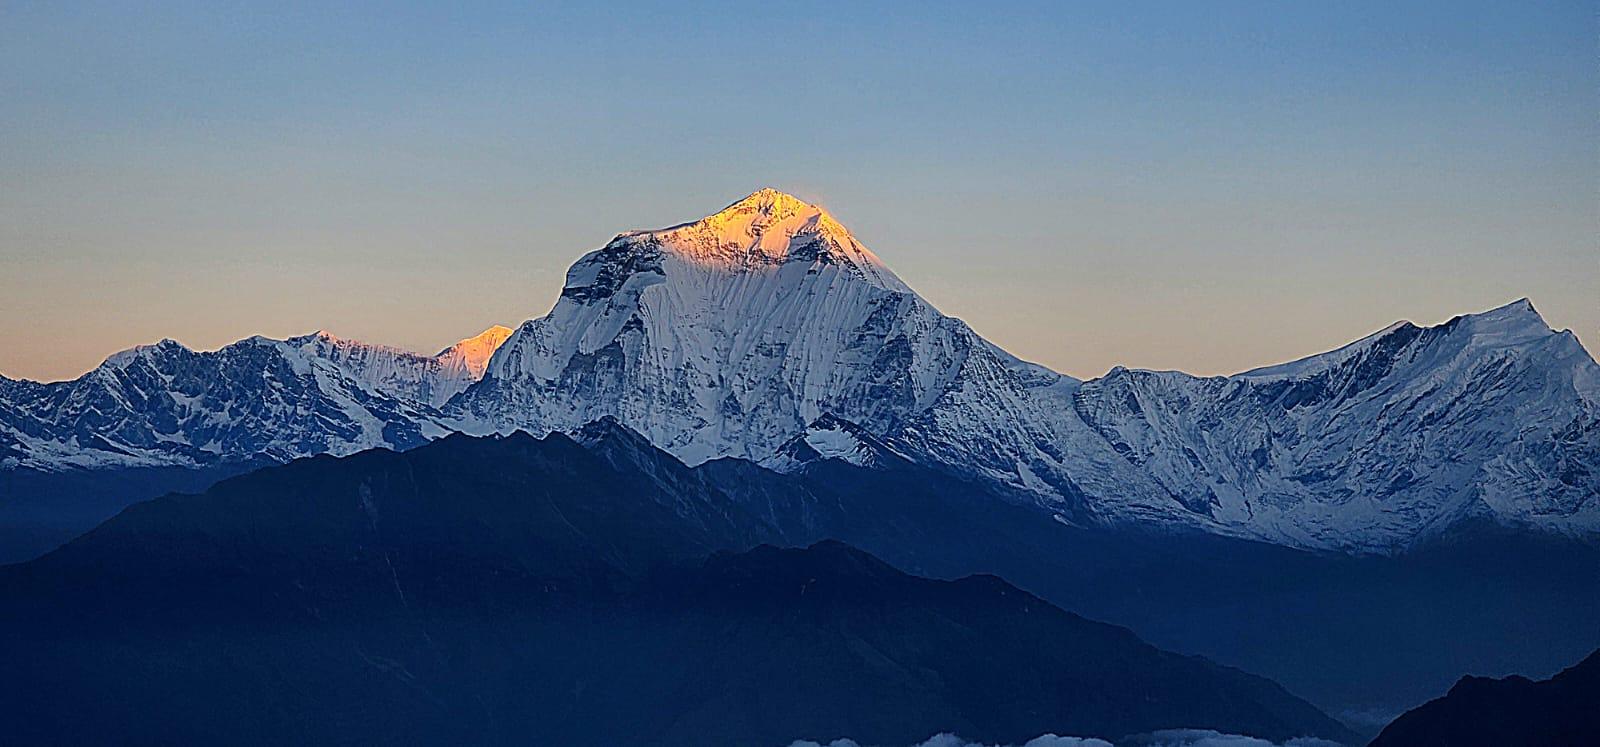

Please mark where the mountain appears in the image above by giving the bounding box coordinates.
[686,417,1600,730]
[4,404,1594,729]
[452,188,1193,530]
[304,325,514,408]
[1370,649,1600,746]
[4,188,1597,554]
[449,188,1600,553]
[0,431,1354,746]
[0,326,510,472]
[1072,299,1600,552]
[0,326,513,562]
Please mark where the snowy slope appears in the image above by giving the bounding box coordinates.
[451,189,1182,527]
[1072,300,1600,551]
[302,325,513,408]
[4,189,1596,553]
[450,190,1599,550]
[0,327,509,471]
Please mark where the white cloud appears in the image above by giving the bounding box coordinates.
[787,731,1342,747]
[1022,737,1118,747]
[787,733,1114,747]
[1124,730,1344,747]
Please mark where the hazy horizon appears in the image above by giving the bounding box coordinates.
[4,1,1596,382]
[0,186,1582,384]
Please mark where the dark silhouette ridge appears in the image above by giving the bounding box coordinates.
[0,431,1353,746]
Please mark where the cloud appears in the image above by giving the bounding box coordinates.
[1122,730,1344,747]
[787,734,1114,747]
[787,732,1342,747]
[1021,737,1118,747]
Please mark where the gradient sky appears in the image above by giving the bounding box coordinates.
[2,1,1595,382]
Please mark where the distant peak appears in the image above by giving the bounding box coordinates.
[436,325,514,377]
[596,189,909,293]
[1443,297,1553,343]
[694,187,838,239]
[284,330,358,348]
[1242,298,1562,381]
[718,188,818,218]
[448,325,514,348]
[102,338,190,368]
[290,329,403,354]
[1472,297,1544,325]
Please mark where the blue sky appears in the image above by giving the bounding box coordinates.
[2,1,1595,380]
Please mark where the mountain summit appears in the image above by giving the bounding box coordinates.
[456,190,1147,511]
[564,188,908,301]
[629,189,888,266]
[454,194,1600,552]
[4,191,1597,554]
[0,325,512,473]
[647,188,905,289]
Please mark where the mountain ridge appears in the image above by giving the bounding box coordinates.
[3,189,1596,554]
[1370,648,1600,746]
[0,428,1357,746]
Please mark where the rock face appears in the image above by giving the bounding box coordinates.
[3,189,1597,554]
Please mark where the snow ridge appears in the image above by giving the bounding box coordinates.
[1073,300,1600,551]
[0,327,509,471]
[452,190,1171,531]
[4,190,1596,554]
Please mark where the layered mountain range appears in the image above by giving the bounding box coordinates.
[0,326,509,471]
[0,430,1356,745]
[3,189,1596,554]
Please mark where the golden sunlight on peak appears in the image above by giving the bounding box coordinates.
[439,324,515,377]
[717,188,825,220]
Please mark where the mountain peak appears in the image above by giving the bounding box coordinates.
[658,187,841,247]
[1243,298,1563,382]
[1466,297,1545,328]
[438,325,513,356]
[719,187,818,218]
[1443,297,1556,349]
[435,325,514,380]
[698,188,848,243]
[601,188,909,293]
[101,338,190,368]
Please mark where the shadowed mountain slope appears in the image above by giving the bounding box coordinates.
[1371,649,1600,746]
[0,431,1353,746]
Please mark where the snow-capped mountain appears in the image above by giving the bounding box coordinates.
[0,327,510,471]
[451,188,1178,528]
[3,188,1596,553]
[1072,299,1600,552]
[449,189,1598,551]
[300,325,513,408]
